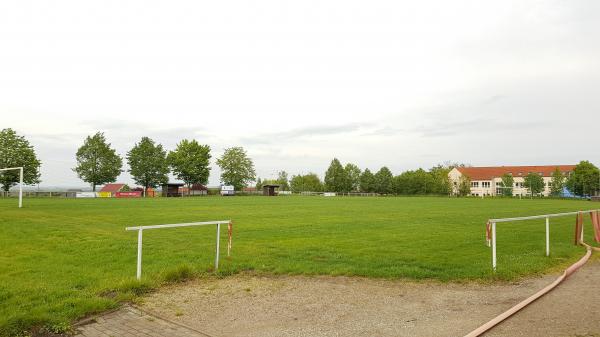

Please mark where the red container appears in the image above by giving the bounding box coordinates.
[115,191,142,198]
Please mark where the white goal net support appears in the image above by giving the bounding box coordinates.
[126,220,233,280]
[0,167,23,208]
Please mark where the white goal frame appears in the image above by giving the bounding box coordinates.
[126,220,232,280]
[487,209,599,271]
[0,167,23,208]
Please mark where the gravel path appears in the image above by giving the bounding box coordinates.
[140,260,600,337]
[483,258,600,337]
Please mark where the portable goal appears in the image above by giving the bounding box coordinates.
[486,209,600,271]
[126,220,233,280]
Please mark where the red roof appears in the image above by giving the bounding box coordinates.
[457,165,576,180]
[99,183,126,193]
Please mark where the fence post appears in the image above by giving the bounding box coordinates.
[137,229,143,280]
[492,222,497,271]
[545,217,550,256]
[215,223,220,270]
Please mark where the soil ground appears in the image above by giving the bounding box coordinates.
[138,260,600,337]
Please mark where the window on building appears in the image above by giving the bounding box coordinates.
[471,182,479,188]
[482,182,491,188]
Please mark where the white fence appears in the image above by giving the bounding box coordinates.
[486,209,599,271]
[126,220,232,280]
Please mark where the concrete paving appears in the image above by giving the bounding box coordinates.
[74,305,212,337]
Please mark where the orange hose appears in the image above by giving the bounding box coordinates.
[464,244,599,337]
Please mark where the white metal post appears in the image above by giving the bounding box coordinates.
[492,222,497,271]
[215,223,221,270]
[19,167,23,208]
[137,229,143,280]
[0,167,24,208]
[545,217,550,256]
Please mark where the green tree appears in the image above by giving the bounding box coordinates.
[524,172,545,196]
[73,132,122,192]
[324,158,348,192]
[127,137,170,194]
[167,139,211,194]
[566,161,600,196]
[500,173,514,197]
[428,164,452,195]
[458,175,471,197]
[216,147,256,191]
[0,128,41,191]
[359,168,376,193]
[255,177,263,190]
[374,167,394,194]
[290,173,323,192]
[344,163,361,192]
[550,167,566,196]
[277,171,290,190]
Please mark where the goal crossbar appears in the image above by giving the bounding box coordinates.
[0,167,23,208]
[487,209,599,271]
[126,220,232,280]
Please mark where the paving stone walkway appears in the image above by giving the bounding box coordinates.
[74,305,212,337]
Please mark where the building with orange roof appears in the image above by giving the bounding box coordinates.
[448,165,576,197]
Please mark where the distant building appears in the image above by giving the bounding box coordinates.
[448,165,576,197]
[262,184,280,196]
[132,187,156,197]
[162,183,184,197]
[179,184,208,196]
[99,183,127,197]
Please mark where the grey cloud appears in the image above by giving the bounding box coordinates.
[240,123,373,145]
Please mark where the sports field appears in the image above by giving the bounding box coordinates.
[0,196,598,336]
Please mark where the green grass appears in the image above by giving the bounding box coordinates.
[0,196,598,336]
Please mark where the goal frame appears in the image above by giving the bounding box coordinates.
[0,167,23,208]
[126,220,233,280]
[487,209,599,271]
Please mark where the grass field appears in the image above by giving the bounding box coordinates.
[1,196,599,336]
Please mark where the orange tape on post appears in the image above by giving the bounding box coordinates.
[575,212,584,245]
[591,211,600,243]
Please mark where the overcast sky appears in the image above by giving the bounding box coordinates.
[1,0,599,187]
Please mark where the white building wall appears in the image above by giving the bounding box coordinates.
[449,169,554,197]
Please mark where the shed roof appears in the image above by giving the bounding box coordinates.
[163,182,185,186]
[457,165,576,181]
[99,183,126,193]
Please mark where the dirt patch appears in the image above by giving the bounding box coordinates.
[141,261,600,337]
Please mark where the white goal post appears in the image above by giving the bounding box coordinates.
[486,209,599,271]
[0,167,23,208]
[126,220,233,280]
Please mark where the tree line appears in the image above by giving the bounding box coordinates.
[319,158,459,195]
[255,159,464,195]
[73,132,256,193]
[2,128,600,197]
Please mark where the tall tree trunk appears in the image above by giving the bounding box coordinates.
[93,183,96,192]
